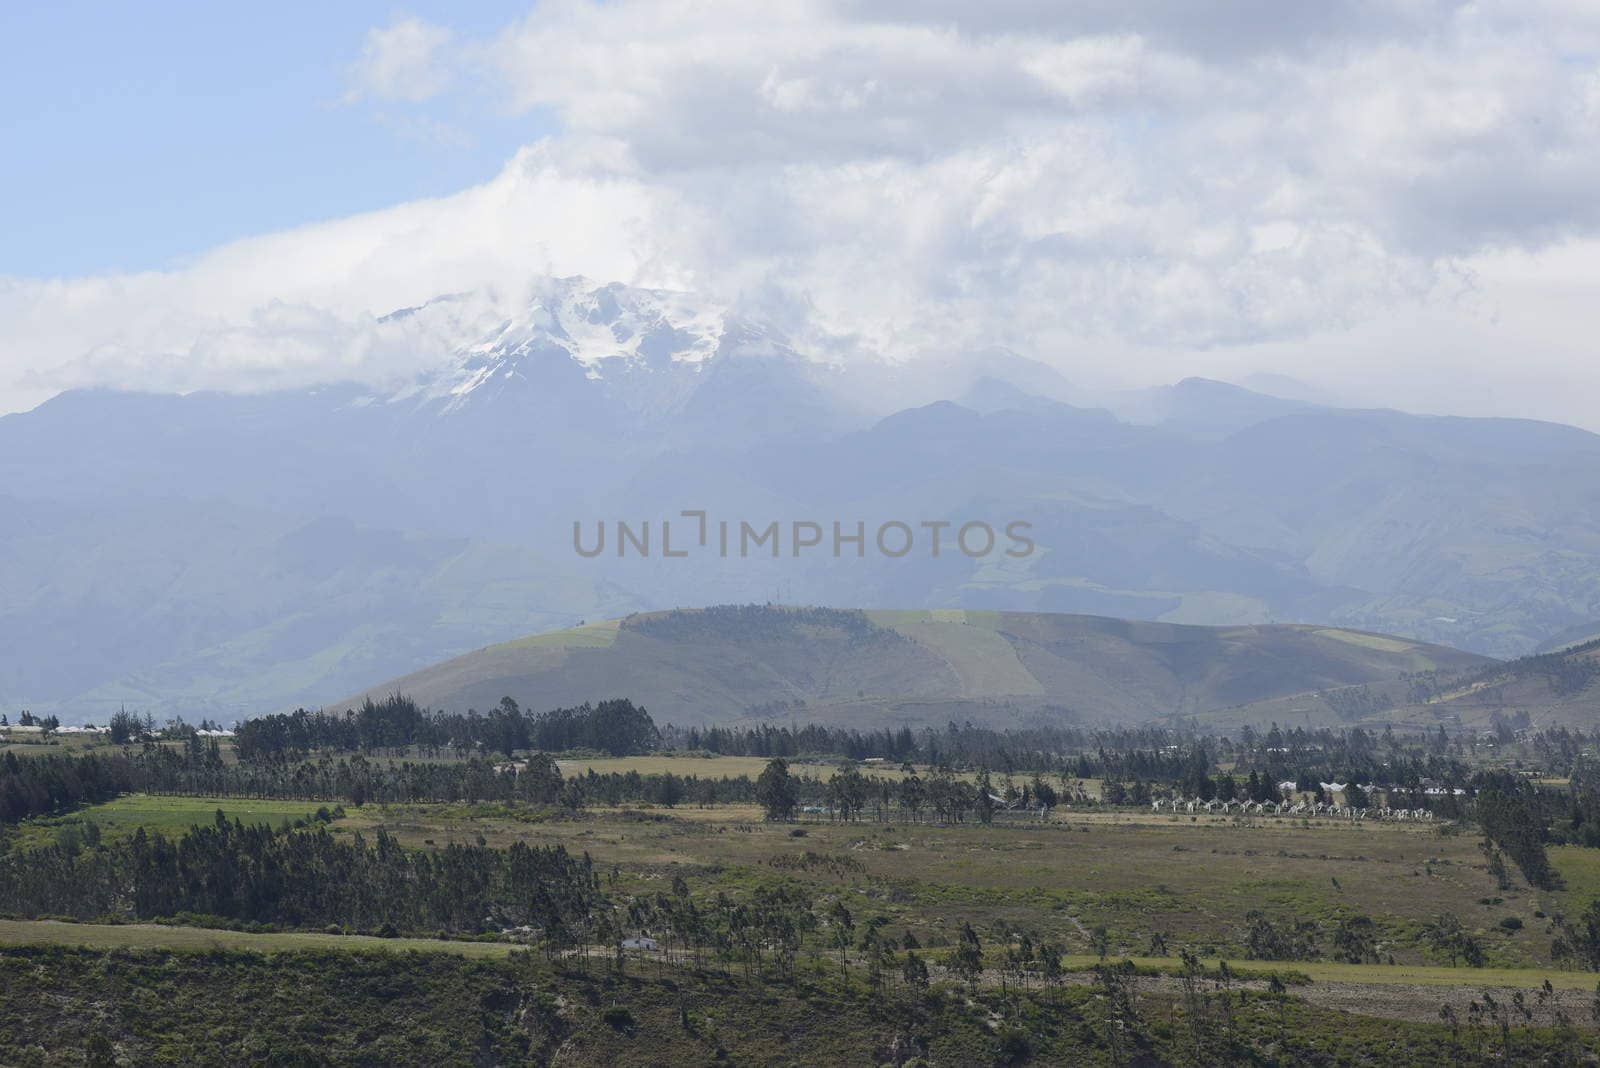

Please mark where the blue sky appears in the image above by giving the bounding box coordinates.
[0,1,544,277]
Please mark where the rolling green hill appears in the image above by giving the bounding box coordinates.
[329,605,1491,728]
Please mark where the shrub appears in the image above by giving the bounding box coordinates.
[996,1027,1034,1064]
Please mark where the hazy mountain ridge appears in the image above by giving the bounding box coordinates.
[6,276,1600,720]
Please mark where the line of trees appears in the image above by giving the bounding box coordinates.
[670,719,1486,792]
[0,751,133,824]
[0,743,1467,831]
[233,695,659,760]
[0,810,601,936]
[1474,772,1561,890]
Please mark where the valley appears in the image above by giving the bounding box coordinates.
[6,282,1600,722]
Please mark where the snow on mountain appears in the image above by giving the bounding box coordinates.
[407,277,731,414]
[369,276,1051,432]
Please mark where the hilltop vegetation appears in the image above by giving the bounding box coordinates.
[333,605,1487,729]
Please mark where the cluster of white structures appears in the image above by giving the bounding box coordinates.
[1149,797,1434,821]
[0,723,235,738]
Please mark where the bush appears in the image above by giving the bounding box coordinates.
[1499,916,1523,931]
[995,1027,1034,1064]
[602,1006,635,1031]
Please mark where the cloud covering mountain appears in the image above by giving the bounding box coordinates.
[6,2,1600,428]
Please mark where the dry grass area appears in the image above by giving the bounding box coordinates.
[554,754,1007,786]
[325,800,1562,971]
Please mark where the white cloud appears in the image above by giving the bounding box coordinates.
[346,15,454,103]
[1,146,682,403]
[6,0,1600,428]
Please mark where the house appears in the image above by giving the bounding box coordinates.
[621,936,658,951]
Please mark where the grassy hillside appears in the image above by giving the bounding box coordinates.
[1405,636,1600,729]
[1191,635,1600,731]
[331,605,1490,727]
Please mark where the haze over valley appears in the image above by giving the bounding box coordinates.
[5,278,1600,722]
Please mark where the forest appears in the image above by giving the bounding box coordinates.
[0,809,600,937]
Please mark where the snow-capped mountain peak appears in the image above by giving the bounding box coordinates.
[409,277,736,412]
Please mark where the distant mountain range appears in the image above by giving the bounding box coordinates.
[331,605,1491,728]
[5,276,1600,722]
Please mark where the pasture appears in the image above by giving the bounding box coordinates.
[6,794,330,850]
[0,919,517,959]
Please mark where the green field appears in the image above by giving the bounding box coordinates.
[0,919,517,958]
[0,733,110,757]
[487,617,621,652]
[6,794,330,850]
